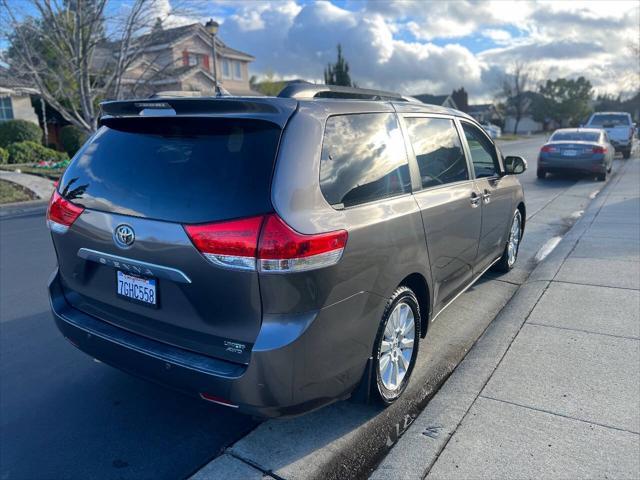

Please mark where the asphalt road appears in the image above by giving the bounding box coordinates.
[0,134,622,479]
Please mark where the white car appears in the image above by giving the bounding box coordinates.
[481,122,502,139]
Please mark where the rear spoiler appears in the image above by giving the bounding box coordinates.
[99,97,298,128]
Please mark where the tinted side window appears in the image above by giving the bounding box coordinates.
[320,113,410,208]
[405,117,469,188]
[462,122,500,178]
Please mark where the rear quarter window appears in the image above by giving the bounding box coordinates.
[320,113,410,208]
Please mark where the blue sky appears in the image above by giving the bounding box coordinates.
[3,0,639,101]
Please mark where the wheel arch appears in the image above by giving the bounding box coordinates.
[517,201,526,234]
[399,272,430,338]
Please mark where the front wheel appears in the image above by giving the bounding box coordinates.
[493,210,522,273]
[371,287,421,405]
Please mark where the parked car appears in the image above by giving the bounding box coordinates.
[481,122,502,139]
[47,85,527,417]
[537,128,614,181]
[585,112,634,159]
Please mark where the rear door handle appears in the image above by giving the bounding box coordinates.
[482,190,491,204]
[470,193,481,208]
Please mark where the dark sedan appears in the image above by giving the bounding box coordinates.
[537,128,614,181]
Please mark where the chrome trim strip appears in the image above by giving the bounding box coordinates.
[431,256,500,322]
[77,248,192,284]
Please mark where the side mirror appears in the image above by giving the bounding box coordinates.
[504,155,527,175]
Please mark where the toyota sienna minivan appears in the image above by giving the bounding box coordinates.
[47,84,527,417]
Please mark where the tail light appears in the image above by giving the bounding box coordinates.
[183,216,263,271]
[47,190,84,234]
[592,146,607,154]
[257,214,348,273]
[184,213,348,273]
[541,145,558,153]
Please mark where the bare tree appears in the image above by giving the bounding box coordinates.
[1,0,186,133]
[502,62,531,135]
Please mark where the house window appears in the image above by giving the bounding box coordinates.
[0,97,13,121]
[233,61,243,80]
[222,59,231,79]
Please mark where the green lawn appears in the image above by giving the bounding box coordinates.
[0,179,37,204]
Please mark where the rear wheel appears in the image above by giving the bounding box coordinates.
[372,287,421,405]
[537,168,546,179]
[596,173,606,181]
[622,149,631,159]
[493,210,522,273]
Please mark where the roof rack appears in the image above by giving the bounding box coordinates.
[278,83,414,102]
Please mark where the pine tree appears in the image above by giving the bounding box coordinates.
[324,44,353,87]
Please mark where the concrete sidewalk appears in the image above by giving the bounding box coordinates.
[372,158,640,479]
[0,169,54,200]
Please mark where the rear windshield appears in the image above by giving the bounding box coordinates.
[589,114,630,127]
[551,131,600,142]
[59,117,281,223]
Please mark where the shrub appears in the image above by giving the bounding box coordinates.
[0,120,43,148]
[7,141,68,164]
[0,147,8,164]
[59,125,88,157]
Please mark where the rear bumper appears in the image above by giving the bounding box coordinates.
[610,140,631,151]
[49,269,378,417]
[538,157,606,174]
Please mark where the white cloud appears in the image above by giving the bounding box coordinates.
[482,29,512,44]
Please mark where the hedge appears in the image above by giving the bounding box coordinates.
[59,125,88,157]
[7,141,69,164]
[0,120,43,148]
[0,147,8,164]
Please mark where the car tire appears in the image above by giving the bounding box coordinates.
[607,164,612,173]
[371,286,421,406]
[493,209,523,273]
[537,168,546,179]
[597,172,606,182]
[623,149,631,159]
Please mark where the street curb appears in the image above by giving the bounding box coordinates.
[191,161,627,480]
[0,200,48,219]
[370,158,630,479]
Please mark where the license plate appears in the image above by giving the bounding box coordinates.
[117,271,157,306]
[562,149,578,156]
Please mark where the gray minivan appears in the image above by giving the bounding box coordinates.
[47,85,527,417]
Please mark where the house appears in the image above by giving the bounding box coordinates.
[103,22,256,98]
[412,93,458,109]
[503,91,548,134]
[0,67,39,124]
[468,104,503,126]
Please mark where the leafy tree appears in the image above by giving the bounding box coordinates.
[2,0,183,133]
[252,70,286,96]
[536,77,593,127]
[324,44,353,87]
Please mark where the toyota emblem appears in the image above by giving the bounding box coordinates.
[114,224,135,248]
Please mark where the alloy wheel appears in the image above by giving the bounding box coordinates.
[378,301,415,392]
[507,211,522,267]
